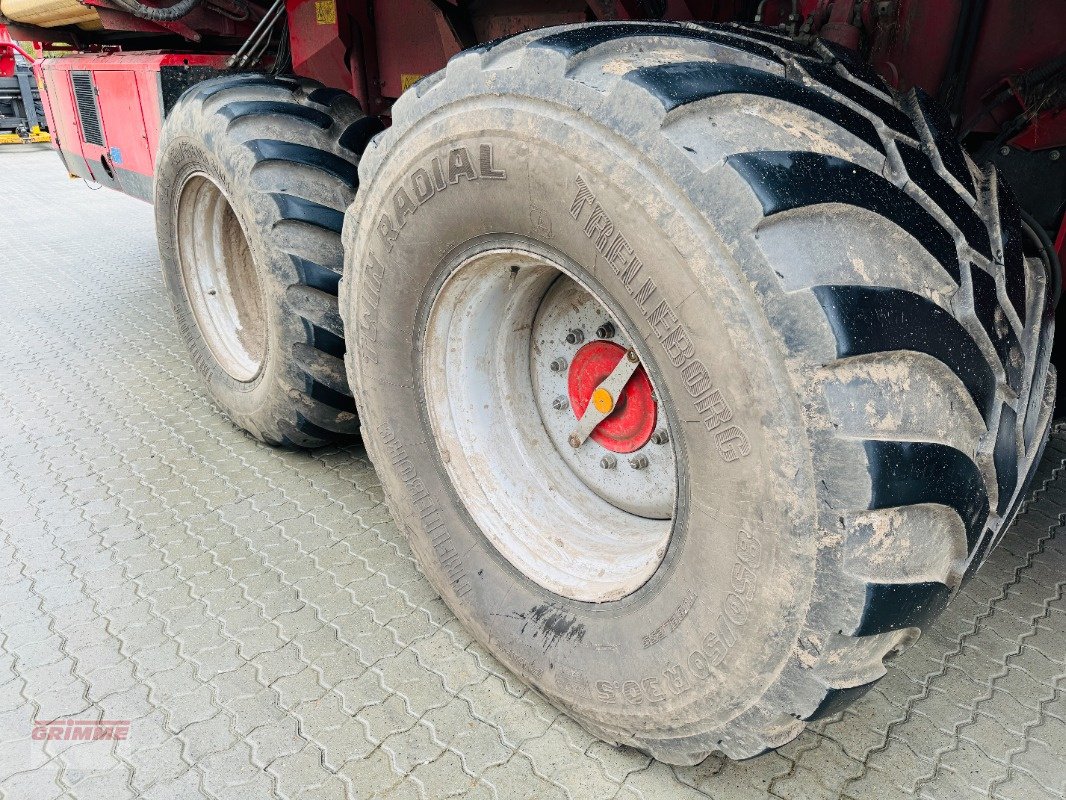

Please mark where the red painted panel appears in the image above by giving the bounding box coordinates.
[39,52,229,199]
[375,0,461,99]
[287,0,356,97]
[39,60,81,172]
[92,70,153,178]
[869,0,960,92]
[962,0,1066,134]
[863,0,1065,138]
[1009,110,1066,152]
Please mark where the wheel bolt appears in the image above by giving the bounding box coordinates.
[651,429,670,445]
[565,328,584,345]
[550,357,568,373]
[629,455,649,470]
[626,348,639,363]
[552,395,569,411]
[600,455,617,469]
[596,321,615,339]
[568,434,581,449]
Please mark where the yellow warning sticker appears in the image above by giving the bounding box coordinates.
[400,73,424,92]
[315,0,336,25]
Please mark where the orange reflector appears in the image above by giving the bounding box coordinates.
[591,387,614,414]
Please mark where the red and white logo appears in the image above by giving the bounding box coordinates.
[31,719,131,741]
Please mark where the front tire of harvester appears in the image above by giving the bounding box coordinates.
[155,74,383,447]
[341,23,1056,763]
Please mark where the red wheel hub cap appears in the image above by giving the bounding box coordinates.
[567,340,656,454]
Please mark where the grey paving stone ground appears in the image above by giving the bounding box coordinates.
[0,144,1064,799]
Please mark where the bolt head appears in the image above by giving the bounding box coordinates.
[550,357,568,373]
[552,395,569,411]
[1051,150,1061,161]
[999,146,1011,157]
[626,348,639,363]
[565,328,585,345]
[568,433,581,449]
[600,455,617,469]
[629,455,649,470]
[596,322,615,339]
[651,429,670,445]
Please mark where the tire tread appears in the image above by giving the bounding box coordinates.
[162,74,370,447]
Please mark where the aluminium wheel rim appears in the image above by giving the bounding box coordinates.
[176,173,267,383]
[423,247,677,603]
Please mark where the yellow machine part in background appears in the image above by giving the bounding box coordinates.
[0,0,101,30]
[0,125,50,144]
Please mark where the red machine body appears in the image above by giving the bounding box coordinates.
[39,52,228,199]
[0,24,34,77]
[6,0,1065,261]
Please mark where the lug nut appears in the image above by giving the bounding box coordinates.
[596,321,615,339]
[651,429,670,445]
[629,455,649,470]
[565,328,585,345]
[552,395,569,411]
[600,455,617,469]
[568,434,581,449]
[550,357,568,373]
[626,348,639,363]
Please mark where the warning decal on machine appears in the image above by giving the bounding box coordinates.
[315,0,336,24]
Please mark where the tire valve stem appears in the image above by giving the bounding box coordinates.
[565,328,584,345]
[550,357,568,373]
[629,455,649,470]
[552,395,569,411]
[596,321,615,339]
[651,429,669,445]
[600,455,617,469]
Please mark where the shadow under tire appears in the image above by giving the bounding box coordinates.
[341,22,1056,762]
[155,73,383,447]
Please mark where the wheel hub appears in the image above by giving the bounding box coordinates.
[567,340,657,454]
[530,277,675,520]
[422,246,676,602]
[175,172,267,383]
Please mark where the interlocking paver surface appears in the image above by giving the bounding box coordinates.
[1,144,1064,799]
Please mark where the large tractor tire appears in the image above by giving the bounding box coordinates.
[155,74,382,447]
[340,22,1056,762]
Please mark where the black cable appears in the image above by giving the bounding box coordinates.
[939,0,987,117]
[1020,207,1063,309]
[228,0,284,69]
[270,20,290,74]
[110,0,204,22]
[207,0,248,21]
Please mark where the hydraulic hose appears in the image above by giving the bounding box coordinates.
[110,0,204,23]
[1020,208,1063,309]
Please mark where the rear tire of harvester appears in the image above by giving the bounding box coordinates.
[340,23,1056,763]
[155,74,383,447]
